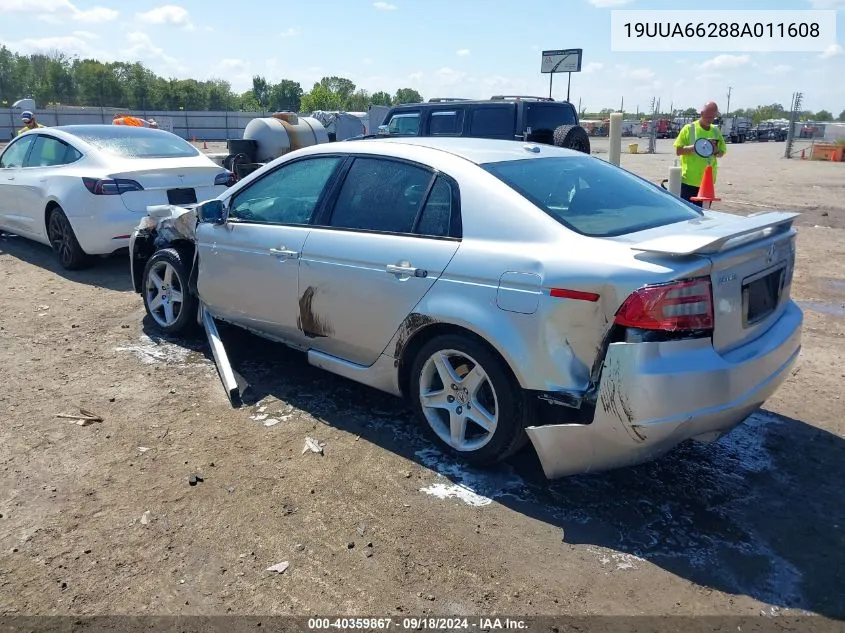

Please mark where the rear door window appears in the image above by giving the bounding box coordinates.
[427,110,464,136]
[25,136,81,167]
[327,157,434,234]
[469,106,515,140]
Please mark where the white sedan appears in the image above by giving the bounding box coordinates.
[0,125,234,270]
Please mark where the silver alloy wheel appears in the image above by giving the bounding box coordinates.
[418,348,499,452]
[145,260,184,328]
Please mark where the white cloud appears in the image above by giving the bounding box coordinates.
[373,1,397,9]
[279,27,299,38]
[72,30,98,40]
[766,64,792,75]
[68,6,116,22]
[819,44,843,59]
[0,0,119,23]
[120,31,185,74]
[583,62,604,73]
[806,0,845,7]
[697,54,751,72]
[588,0,632,6]
[456,49,470,57]
[136,4,190,25]
[628,67,655,80]
[1,35,101,58]
[219,58,249,72]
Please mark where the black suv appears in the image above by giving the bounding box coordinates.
[378,95,591,154]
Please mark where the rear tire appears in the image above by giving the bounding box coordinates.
[142,247,198,335]
[553,124,591,154]
[47,207,90,271]
[409,334,531,466]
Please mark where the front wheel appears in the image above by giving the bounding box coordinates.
[142,247,198,335]
[409,334,531,466]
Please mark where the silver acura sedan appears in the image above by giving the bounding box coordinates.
[129,137,803,479]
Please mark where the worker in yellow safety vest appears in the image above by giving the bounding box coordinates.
[673,101,727,207]
[18,110,45,135]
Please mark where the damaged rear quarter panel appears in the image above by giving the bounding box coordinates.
[386,274,622,397]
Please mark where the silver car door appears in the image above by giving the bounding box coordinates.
[0,134,37,233]
[196,155,345,345]
[298,156,461,366]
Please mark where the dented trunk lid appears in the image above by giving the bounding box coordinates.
[618,210,799,353]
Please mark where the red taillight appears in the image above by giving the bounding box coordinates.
[614,277,713,331]
[82,177,144,195]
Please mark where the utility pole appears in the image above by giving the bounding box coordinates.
[726,86,732,116]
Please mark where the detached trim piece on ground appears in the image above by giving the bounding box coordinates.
[201,304,242,407]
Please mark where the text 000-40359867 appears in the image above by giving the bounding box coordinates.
[609,9,837,52]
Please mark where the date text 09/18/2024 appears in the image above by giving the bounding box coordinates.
[307,617,529,630]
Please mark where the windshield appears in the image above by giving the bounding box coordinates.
[69,127,200,159]
[481,156,702,237]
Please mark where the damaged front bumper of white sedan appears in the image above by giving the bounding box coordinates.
[525,300,803,479]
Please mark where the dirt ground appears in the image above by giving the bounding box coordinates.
[1,137,844,623]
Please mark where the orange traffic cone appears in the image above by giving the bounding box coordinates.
[690,164,721,206]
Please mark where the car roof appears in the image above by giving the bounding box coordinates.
[390,99,573,108]
[317,136,586,165]
[51,124,173,137]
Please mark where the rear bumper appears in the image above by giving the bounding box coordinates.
[526,300,803,479]
[69,210,142,255]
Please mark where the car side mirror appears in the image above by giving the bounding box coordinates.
[198,199,226,224]
[377,124,390,135]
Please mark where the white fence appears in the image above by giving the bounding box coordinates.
[3,107,268,142]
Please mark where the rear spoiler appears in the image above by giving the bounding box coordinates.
[630,211,799,256]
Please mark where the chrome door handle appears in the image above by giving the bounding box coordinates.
[386,264,427,278]
[269,247,299,258]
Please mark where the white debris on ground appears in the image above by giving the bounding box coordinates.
[597,551,645,571]
[250,398,297,426]
[414,447,526,508]
[418,481,493,507]
[115,334,199,367]
[266,561,289,574]
[302,437,325,455]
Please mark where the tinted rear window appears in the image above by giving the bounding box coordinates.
[470,107,515,139]
[70,127,199,159]
[482,156,702,237]
[525,104,576,143]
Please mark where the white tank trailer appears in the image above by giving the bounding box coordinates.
[223,112,331,178]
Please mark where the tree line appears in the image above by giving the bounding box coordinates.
[3,47,843,123]
[0,47,424,112]
[583,104,845,124]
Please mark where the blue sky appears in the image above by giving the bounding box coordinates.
[1,0,843,113]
